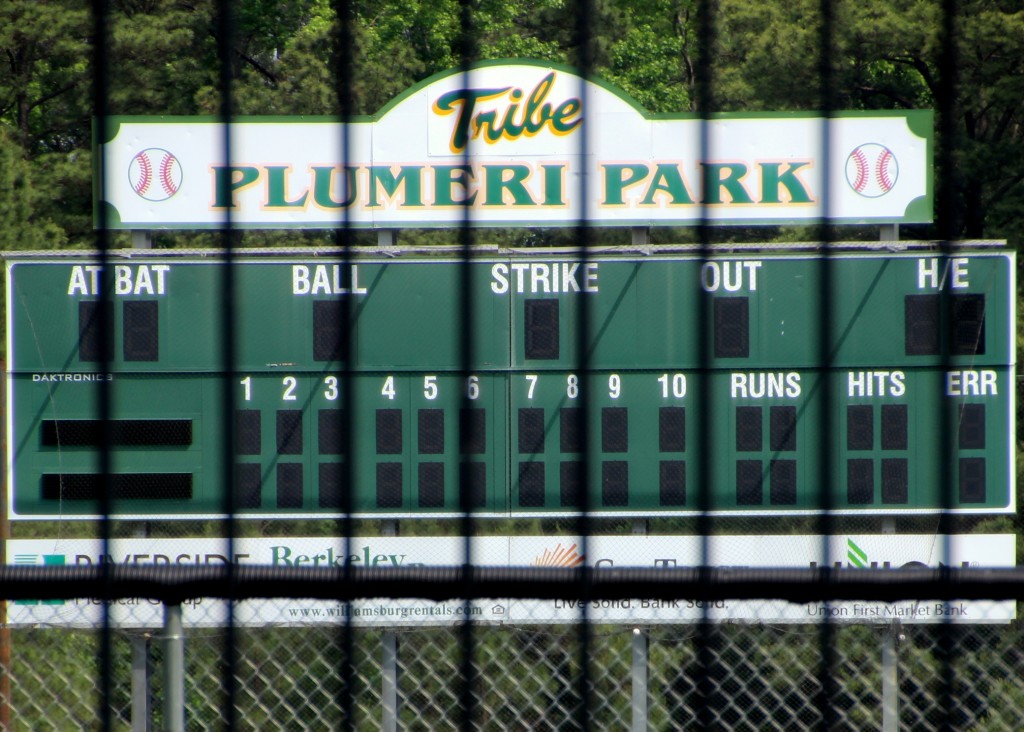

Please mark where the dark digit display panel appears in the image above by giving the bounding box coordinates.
[905,293,986,356]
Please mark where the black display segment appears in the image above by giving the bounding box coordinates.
[881,404,908,450]
[846,405,874,451]
[659,407,685,453]
[235,410,261,455]
[659,461,686,506]
[769,406,797,452]
[959,404,986,449]
[277,410,303,455]
[376,463,402,507]
[847,459,873,504]
[524,298,560,359]
[318,463,343,508]
[736,406,762,452]
[518,408,545,454]
[951,294,986,355]
[41,419,192,447]
[518,462,545,506]
[312,300,344,362]
[42,473,193,501]
[560,461,582,507]
[79,300,113,362]
[560,408,582,453]
[123,301,159,361]
[277,463,303,508]
[736,460,762,504]
[714,297,749,358]
[770,459,796,504]
[904,295,939,355]
[881,459,908,503]
[318,410,347,455]
[905,293,987,356]
[460,409,486,454]
[602,461,628,506]
[235,463,262,508]
[601,407,628,453]
[959,458,986,502]
[418,463,444,507]
[376,409,403,455]
[418,409,445,455]
[459,462,487,509]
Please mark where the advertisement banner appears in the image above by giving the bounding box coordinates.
[95,60,932,230]
[6,535,1012,628]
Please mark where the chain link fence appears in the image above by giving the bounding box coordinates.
[4,620,1024,730]
[3,0,1023,729]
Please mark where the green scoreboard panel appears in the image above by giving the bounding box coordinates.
[5,250,1015,518]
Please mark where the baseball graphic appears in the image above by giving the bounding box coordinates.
[128,148,182,202]
[846,143,898,198]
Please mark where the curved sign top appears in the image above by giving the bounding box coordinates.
[95,60,933,230]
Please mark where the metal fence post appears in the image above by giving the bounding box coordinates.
[381,631,399,732]
[631,628,648,731]
[131,633,151,732]
[882,622,901,732]
[163,604,185,732]
[381,519,400,731]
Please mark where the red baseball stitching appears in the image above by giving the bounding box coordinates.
[159,153,179,196]
[134,153,152,195]
[876,149,893,192]
[851,148,869,192]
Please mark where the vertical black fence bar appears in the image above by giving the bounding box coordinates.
[329,1,357,728]
[214,0,240,727]
[572,1,595,729]
[815,0,839,729]
[455,2,479,730]
[89,0,114,729]
[936,0,962,729]
[694,0,716,728]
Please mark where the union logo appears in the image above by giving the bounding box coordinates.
[845,143,898,198]
[128,148,182,202]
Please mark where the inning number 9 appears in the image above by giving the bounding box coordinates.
[608,374,621,399]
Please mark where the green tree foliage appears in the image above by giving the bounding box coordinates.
[0,0,1021,247]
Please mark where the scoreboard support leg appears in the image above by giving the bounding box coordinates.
[377,229,398,249]
[131,230,153,249]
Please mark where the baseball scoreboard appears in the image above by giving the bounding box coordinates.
[4,249,1014,518]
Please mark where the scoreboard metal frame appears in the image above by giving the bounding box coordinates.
[4,245,1015,519]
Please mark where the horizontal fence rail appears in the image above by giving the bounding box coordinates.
[3,567,1024,604]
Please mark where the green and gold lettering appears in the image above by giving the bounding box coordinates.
[759,162,814,204]
[641,163,695,205]
[432,165,477,206]
[310,166,358,209]
[211,165,259,208]
[265,166,309,208]
[368,166,424,208]
[541,164,566,206]
[602,164,650,205]
[702,163,754,204]
[483,165,535,206]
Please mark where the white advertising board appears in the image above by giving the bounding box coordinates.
[96,60,932,230]
[7,534,1012,628]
